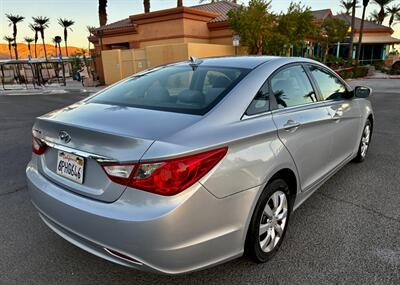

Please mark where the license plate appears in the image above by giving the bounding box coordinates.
[56,151,85,184]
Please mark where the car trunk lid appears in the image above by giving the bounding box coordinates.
[33,102,201,202]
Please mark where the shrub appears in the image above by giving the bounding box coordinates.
[352,66,369,78]
[373,60,386,72]
[389,61,400,75]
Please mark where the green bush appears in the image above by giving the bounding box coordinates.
[352,66,369,78]
[373,60,387,72]
[389,61,400,75]
[336,66,369,79]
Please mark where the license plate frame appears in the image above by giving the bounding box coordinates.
[56,151,85,184]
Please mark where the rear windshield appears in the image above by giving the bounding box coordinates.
[89,65,250,115]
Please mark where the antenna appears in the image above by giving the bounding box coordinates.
[189,56,202,71]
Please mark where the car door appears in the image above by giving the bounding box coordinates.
[307,64,362,166]
[270,64,335,192]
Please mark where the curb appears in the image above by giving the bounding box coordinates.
[346,76,400,81]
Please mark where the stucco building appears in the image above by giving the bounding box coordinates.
[89,1,400,84]
[312,9,400,64]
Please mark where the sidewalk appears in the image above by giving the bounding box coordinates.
[0,80,104,96]
[364,70,400,80]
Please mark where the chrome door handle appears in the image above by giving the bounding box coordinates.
[332,109,343,120]
[283,120,301,131]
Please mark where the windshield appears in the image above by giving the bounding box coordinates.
[89,65,250,115]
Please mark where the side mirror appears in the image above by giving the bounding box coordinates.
[354,86,371,98]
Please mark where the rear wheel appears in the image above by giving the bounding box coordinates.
[245,178,290,263]
[353,120,372,162]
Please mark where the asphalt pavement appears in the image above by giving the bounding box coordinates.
[0,81,399,284]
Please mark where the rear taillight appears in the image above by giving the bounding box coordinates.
[101,147,227,196]
[32,135,48,155]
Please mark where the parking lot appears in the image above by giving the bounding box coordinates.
[0,80,399,284]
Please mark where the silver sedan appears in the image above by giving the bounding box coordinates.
[27,56,373,274]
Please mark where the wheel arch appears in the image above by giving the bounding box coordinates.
[269,168,298,211]
[367,113,374,131]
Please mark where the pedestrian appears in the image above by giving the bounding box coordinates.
[79,64,89,86]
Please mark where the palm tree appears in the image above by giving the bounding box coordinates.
[52,36,63,57]
[99,0,107,26]
[3,36,14,59]
[144,0,150,13]
[386,5,400,26]
[29,24,41,58]
[58,18,75,57]
[348,0,357,60]
[177,0,183,7]
[372,0,394,24]
[5,14,25,60]
[24,37,34,58]
[356,0,370,64]
[340,0,356,14]
[87,26,96,51]
[369,10,381,22]
[32,16,50,60]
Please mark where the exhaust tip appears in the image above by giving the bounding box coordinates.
[104,247,143,265]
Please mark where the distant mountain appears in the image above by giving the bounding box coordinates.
[0,43,86,59]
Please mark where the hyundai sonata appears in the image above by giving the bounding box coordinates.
[27,56,373,274]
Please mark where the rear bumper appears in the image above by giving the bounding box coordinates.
[26,161,259,274]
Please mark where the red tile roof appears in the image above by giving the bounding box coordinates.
[311,9,332,21]
[335,13,393,33]
[191,1,240,23]
[95,18,134,33]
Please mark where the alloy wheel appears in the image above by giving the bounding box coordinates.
[259,190,288,253]
[360,124,371,158]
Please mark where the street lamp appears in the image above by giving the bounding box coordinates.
[232,34,240,56]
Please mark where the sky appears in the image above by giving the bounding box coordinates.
[0,0,399,48]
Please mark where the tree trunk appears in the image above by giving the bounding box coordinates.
[378,7,385,24]
[42,37,48,60]
[348,0,356,61]
[144,0,150,13]
[356,5,367,64]
[8,46,13,59]
[323,43,329,64]
[65,41,68,57]
[14,40,19,60]
[99,0,108,26]
[34,42,37,58]
[13,25,19,60]
[64,28,69,56]
[59,43,63,58]
[177,0,183,7]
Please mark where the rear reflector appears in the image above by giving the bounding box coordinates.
[104,248,142,265]
[32,135,48,155]
[101,147,228,196]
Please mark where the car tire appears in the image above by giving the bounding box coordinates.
[245,178,290,263]
[353,119,372,163]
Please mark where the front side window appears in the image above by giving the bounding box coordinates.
[270,65,317,109]
[308,66,347,100]
[89,65,249,115]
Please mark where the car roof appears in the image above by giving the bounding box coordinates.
[173,56,280,69]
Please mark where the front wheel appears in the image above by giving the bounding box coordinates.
[245,178,290,263]
[353,120,372,162]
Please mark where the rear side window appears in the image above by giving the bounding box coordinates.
[246,82,270,115]
[89,65,249,115]
[270,65,317,108]
[308,66,347,100]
